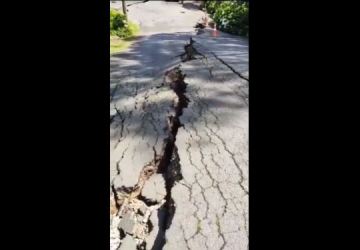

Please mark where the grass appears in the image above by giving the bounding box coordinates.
[196,219,202,234]
[110,36,132,54]
[110,19,140,55]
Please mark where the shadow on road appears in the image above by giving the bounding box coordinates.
[110,32,248,143]
[182,2,201,11]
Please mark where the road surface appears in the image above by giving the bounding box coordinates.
[110,1,248,250]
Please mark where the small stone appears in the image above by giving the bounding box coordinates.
[119,212,136,234]
[139,203,148,216]
[141,174,166,202]
[110,216,122,250]
[133,223,148,240]
[119,236,137,249]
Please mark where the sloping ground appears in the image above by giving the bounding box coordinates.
[110,38,248,250]
[110,2,248,250]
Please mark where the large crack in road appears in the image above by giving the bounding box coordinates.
[111,29,248,250]
[110,2,248,249]
[111,56,190,249]
[152,65,189,249]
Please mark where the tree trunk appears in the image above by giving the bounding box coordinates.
[121,0,127,19]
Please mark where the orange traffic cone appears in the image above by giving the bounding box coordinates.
[212,23,219,37]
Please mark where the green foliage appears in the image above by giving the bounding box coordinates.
[204,1,221,15]
[110,9,126,30]
[110,9,139,39]
[205,1,249,37]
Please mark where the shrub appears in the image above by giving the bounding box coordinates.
[110,9,139,39]
[205,1,249,37]
[205,0,221,15]
[110,9,126,31]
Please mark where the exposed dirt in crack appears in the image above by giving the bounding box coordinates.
[174,37,205,63]
[111,64,190,250]
[150,66,189,250]
[111,34,248,249]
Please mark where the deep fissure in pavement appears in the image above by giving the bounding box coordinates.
[152,66,189,250]
[112,65,189,250]
[175,37,204,62]
[111,34,249,249]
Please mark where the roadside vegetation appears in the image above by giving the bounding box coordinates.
[110,9,140,54]
[205,0,249,37]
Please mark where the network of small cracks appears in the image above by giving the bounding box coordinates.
[190,39,249,82]
[111,37,248,250]
[175,51,249,248]
[111,63,189,250]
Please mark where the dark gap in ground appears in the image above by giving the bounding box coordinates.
[152,66,189,250]
[138,194,160,207]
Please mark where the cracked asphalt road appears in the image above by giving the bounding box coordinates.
[110,1,248,250]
